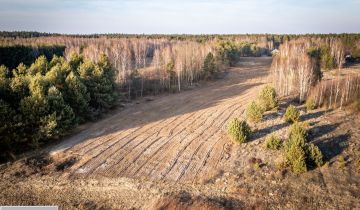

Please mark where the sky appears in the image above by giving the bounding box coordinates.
[0,0,359,34]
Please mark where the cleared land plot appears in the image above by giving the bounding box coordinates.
[49,57,272,182]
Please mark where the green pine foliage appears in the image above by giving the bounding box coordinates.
[306,143,324,168]
[64,71,90,122]
[203,52,217,79]
[305,98,316,111]
[216,41,262,66]
[265,134,282,150]
[284,105,300,123]
[307,46,336,70]
[288,122,308,143]
[258,86,278,111]
[227,118,252,144]
[246,101,264,123]
[0,53,118,160]
[283,122,323,174]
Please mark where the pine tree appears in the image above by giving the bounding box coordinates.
[69,52,84,72]
[47,86,76,136]
[65,71,90,122]
[0,99,20,155]
[28,55,48,75]
[78,55,117,116]
[0,65,10,99]
[203,52,217,79]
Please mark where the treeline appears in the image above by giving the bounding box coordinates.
[0,45,65,69]
[0,53,117,160]
[2,31,359,53]
[1,31,359,44]
[0,31,61,38]
[0,36,273,98]
[0,31,294,42]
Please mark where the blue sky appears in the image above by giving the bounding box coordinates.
[0,0,359,34]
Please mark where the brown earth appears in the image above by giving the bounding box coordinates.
[46,57,272,182]
[0,57,359,209]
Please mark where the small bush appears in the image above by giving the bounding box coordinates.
[284,105,300,123]
[305,98,316,111]
[288,122,308,144]
[227,118,252,144]
[246,101,264,123]
[283,122,323,174]
[284,141,307,174]
[354,158,360,169]
[258,86,278,111]
[265,134,282,150]
[338,155,346,168]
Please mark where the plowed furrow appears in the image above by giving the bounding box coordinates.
[194,110,246,181]
[72,118,169,177]
[150,102,237,181]
[164,99,246,182]
[48,57,272,183]
[128,108,212,178]
[100,112,198,176]
[83,102,209,177]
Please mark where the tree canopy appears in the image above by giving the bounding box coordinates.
[0,53,117,160]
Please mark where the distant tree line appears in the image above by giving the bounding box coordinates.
[0,31,62,38]
[1,31,359,50]
[0,53,117,160]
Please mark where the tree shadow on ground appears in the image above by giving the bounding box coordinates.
[300,110,327,122]
[263,111,281,121]
[251,110,337,142]
[308,123,341,141]
[316,133,350,161]
[250,122,289,141]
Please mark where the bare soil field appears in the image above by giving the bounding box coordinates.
[47,57,272,182]
[1,57,359,209]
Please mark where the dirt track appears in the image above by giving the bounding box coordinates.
[49,57,272,182]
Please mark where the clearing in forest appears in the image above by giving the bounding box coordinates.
[49,57,272,182]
